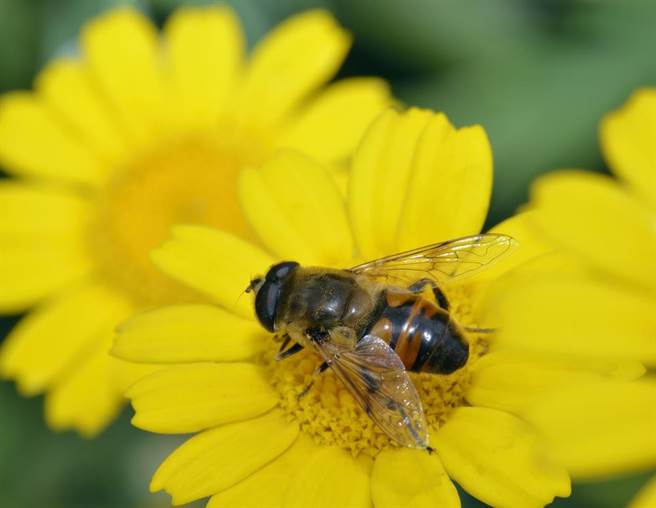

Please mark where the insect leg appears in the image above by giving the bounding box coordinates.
[297,361,331,400]
[408,278,449,310]
[277,333,292,353]
[276,342,304,361]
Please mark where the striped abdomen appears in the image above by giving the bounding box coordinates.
[364,290,469,374]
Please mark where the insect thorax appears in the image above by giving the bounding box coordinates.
[276,268,379,336]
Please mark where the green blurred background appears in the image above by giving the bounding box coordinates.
[1,0,655,506]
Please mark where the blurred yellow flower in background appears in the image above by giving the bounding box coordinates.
[113,108,575,508]
[483,89,656,506]
[0,5,391,436]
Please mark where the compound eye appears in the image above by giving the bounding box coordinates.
[254,280,278,332]
[267,261,299,282]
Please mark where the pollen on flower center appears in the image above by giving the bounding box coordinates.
[89,133,266,306]
[262,285,487,457]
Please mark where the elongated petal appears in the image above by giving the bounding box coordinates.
[467,352,645,415]
[629,476,656,508]
[1,284,132,395]
[349,109,491,258]
[0,92,106,186]
[81,7,168,148]
[279,78,391,162]
[398,117,491,250]
[371,448,460,508]
[113,304,264,363]
[434,407,570,508]
[45,336,125,437]
[348,109,395,259]
[233,10,350,126]
[488,274,656,365]
[151,225,274,319]
[164,6,243,130]
[151,410,298,505]
[601,88,656,207]
[239,150,353,265]
[110,358,161,396]
[531,170,656,290]
[208,434,316,508]
[0,181,90,236]
[283,446,372,508]
[527,379,656,478]
[0,237,92,313]
[126,362,277,433]
[349,108,434,259]
[36,59,129,165]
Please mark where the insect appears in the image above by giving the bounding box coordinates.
[246,234,516,449]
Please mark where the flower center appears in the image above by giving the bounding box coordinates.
[89,132,266,306]
[262,285,487,457]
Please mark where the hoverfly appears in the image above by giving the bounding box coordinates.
[247,234,516,449]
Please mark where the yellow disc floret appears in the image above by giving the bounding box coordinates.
[90,131,268,306]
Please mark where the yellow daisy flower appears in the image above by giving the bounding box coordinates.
[481,89,656,503]
[0,5,391,436]
[113,108,575,507]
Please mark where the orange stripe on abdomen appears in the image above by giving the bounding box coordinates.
[389,296,425,370]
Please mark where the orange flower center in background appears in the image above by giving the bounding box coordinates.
[90,131,268,306]
[263,285,487,457]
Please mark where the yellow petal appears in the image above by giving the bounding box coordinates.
[126,362,277,433]
[0,236,92,313]
[36,59,129,165]
[0,92,106,186]
[476,247,586,331]
[81,7,168,148]
[601,88,656,207]
[283,446,372,508]
[348,109,490,257]
[0,181,90,236]
[239,150,353,265]
[279,78,391,162]
[348,109,398,259]
[488,274,656,365]
[467,351,645,416]
[151,410,298,505]
[349,108,435,258]
[233,10,350,127]
[531,170,656,290]
[371,448,460,508]
[1,283,132,396]
[629,475,656,508]
[113,304,264,363]
[164,5,243,130]
[151,225,274,319]
[398,118,492,250]
[434,407,570,508]
[208,434,315,508]
[527,379,656,478]
[110,357,162,396]
[45,335,125,437]
[376,109,449,255]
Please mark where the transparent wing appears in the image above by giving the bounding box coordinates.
[313,332,428,449]
[350,233,517,287]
